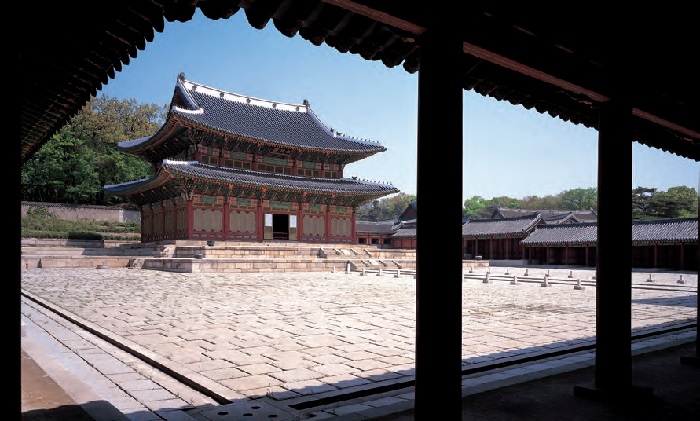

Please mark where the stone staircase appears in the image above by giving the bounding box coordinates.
[21,238,167,269]
[20,239,419,273]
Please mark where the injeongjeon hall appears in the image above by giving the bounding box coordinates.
[104,73,399,244]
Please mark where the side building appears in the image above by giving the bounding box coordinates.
[521,217,698,270]
[104,73,399,244]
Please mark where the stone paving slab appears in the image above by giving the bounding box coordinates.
[20,266,697,420]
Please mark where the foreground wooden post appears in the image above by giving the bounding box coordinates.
[414,11,463,419]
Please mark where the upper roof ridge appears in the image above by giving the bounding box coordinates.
[177,72,308,113]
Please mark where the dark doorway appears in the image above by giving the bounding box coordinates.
[272,214,289,240]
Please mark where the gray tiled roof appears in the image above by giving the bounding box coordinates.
[392,227,416,237]
[492,207,597,223]
[462,214,541,238]
[355,219,399,234]
[520,223,597,246]
[104,160,399,196]
[632,218,698,244]
[391,219,416,237]
[119,75,387,155]
[521,218,698,246]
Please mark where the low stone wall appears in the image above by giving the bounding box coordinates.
[21,201,140,223]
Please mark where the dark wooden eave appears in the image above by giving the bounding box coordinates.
[20,1,700,166]
[104,160,399,207]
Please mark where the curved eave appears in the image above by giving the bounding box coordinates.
[462,232,530,240]
[116,117,191,162]
[521,242,595,247]
[172,109,387,158]
[103,171,172,196]
[104,161,399,205]
[117,113,387,164]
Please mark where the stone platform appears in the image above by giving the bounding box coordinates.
[20,238,490,273]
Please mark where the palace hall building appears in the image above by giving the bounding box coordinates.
[104,73,398,244]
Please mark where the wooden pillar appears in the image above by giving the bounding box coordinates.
[653,244,658,268]
[350,207,357,244]
[173,201,179,240]
[186,200,194,240]
[414,17,463,419]
[223,198,230,241]
[575,97,651,399]
[325,205,331,243]
[297,206,304,242]
[256,200,263,241]
[140,205,147,243]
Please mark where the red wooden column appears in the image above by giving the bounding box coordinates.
[186,199,194,240]
[414,15,463,419]
[222,197,230,241]
[325,206,331,243]
[350,207,357,244]
[256,200,263,241]
[297,206,303,242]
[575,97,652,399]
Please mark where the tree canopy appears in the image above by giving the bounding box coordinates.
[21,95,167,206]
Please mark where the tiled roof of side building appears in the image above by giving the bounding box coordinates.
[392,227,417,237]
[632,218,698,244]
[521,218,698,246]
[462,214,542,238]
[118,73,387,156]
[104,160,399,196]
[521,223,597,246]
[355,220,400,234]
[492,207,597,223]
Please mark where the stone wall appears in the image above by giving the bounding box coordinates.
[21,201,140,223]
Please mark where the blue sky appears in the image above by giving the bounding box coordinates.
[99,10,698,202]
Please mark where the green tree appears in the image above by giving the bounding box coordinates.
[463,196,490,218]
[560,187,597,210]
[21,95,166,205]
[649,186,698,218]
[357,193,416,221]
[632,187,658,219]
[21,130,100,203]
[489,196,520,209]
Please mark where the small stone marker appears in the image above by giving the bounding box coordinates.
[574,278,585,290]
[345,262,351,274]
[332,266,336,273]
[677,274,686,284]
[541,274,551,287]
[510,276,519,285]
[483,272,492,284]
[377,268,382,276]
[394,268,401,278]
[524,268,529,276]
[505,267,510,275]
[646,274,654,283]
[360,268,366,276]
[568,270,574,278]
[469,266,473,274]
